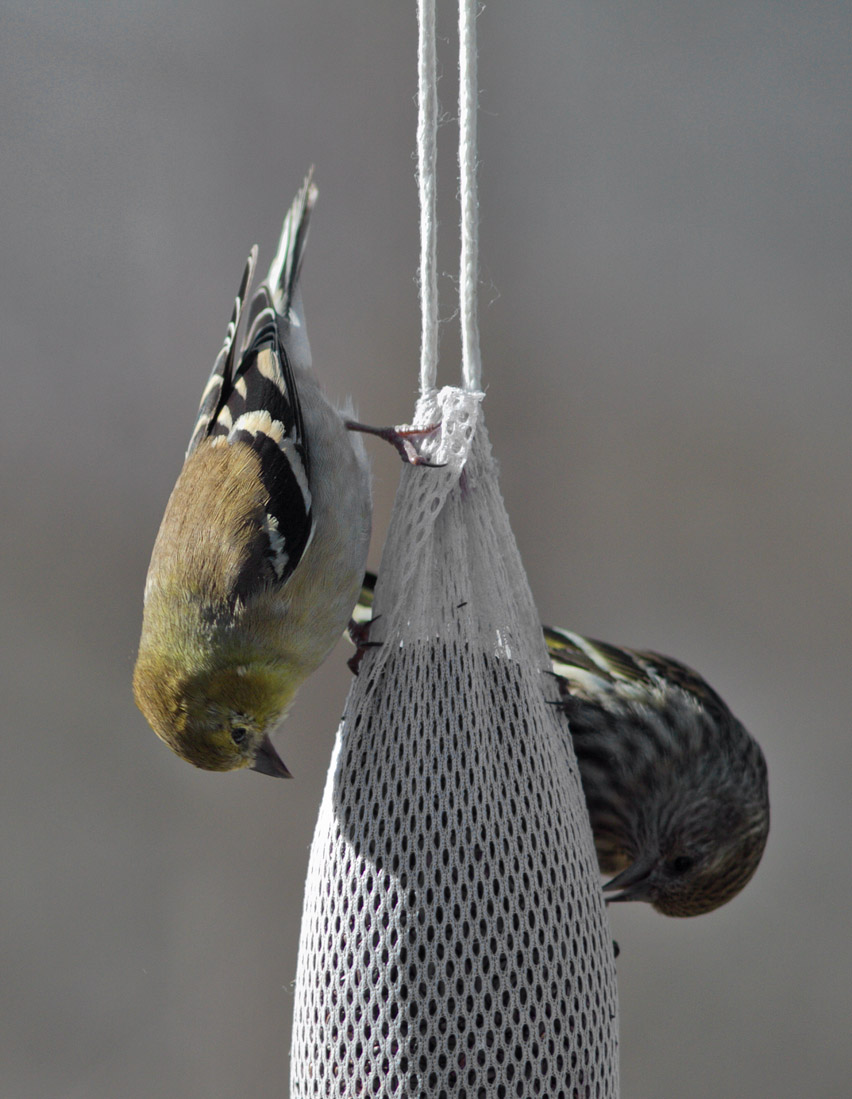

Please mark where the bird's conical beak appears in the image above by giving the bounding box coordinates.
[602,854,656,904]
[250,734,292,779]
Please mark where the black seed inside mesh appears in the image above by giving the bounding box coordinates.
[292,640,618,1096]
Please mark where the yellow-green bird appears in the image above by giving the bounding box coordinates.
[134,173,371,777]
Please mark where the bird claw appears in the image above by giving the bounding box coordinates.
[345,420,445,467]
[347,616,382,675]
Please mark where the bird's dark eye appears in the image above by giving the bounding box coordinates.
[231,727,248,746]
[668,855,695,876]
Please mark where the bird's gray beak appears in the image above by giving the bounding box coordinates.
[250,734,292,779]
[602,855,656,904]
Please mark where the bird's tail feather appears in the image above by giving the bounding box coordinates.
[266,167,317,320]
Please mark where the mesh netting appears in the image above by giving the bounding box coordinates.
[291,389,619,1097]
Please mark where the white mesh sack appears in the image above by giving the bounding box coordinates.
[291,388,619,1097]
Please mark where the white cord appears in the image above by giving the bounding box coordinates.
[417,0,482,397]
[458,0,482,392]
[417,0,438,397]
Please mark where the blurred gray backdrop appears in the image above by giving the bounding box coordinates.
[3,2,850,1096]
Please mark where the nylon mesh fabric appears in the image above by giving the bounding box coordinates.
[291,389,619,1097]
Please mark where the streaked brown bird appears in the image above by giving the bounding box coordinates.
[353,573,769,917]
[544,626,769,917]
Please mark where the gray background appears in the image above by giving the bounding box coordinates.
[3,2,850,1096]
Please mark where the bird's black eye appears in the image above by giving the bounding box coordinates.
[668,855,695,876]
[231,727,248,746]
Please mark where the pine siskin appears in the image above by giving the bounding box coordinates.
[133,173,372,776]
[352,573,769,916]
[544,626,769,917]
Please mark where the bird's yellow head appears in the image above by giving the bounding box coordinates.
[133,655,293,777]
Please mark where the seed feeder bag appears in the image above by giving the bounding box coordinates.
[291,388,619,1097]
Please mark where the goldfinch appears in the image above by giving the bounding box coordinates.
[134,172,372,777]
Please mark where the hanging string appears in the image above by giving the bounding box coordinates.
[458,0,482,391]
[417,0,482,397]
[417,0,439,396]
